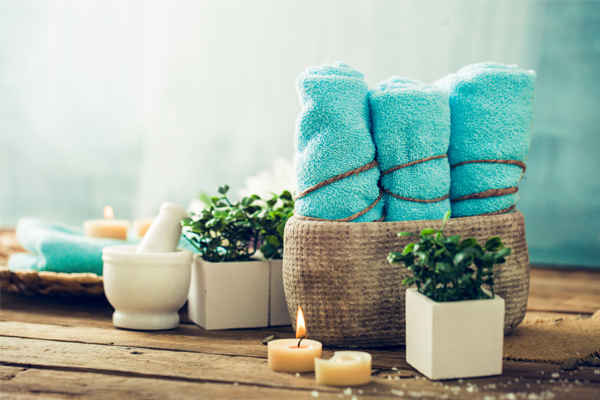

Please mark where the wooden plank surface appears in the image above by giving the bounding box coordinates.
[2,265,600,400]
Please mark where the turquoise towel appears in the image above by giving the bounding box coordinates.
[7,218,197,275]
[370,77,451,221]
[435,62,536,217]
[7,218,129,275]
[294,62,383,222]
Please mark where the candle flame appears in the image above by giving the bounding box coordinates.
[296,306,306,339]
[103,205,114,219]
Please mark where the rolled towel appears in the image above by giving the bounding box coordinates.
[294,62,384,222]
[369,77,451,221]
[435,62,536,217]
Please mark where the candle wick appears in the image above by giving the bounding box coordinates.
[297,335,307,348]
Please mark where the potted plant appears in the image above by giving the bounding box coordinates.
[388,211,510,380]
[257,190,294,326]
[183,186,294,330]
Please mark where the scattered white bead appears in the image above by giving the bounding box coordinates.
[390,389,404,396]
[527,394,539,400]
[233,383,239,386]
[551,373,559,378]
[343,387,352,396]
[295,373,300,377]
[311,390,319,398]
[392,367,398,371]
[483,396,496,400]
[506,393,517,400]
[458,379,463,383]
[351,396,358,400]
[595,370,600,375]
[358,390,363,395]
[467,386,474,393]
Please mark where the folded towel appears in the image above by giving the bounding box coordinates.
[370,77,451,221]
[8,218,198,275]
[7,218,128,275]
[435,62,536,217]
[294,62,384,222]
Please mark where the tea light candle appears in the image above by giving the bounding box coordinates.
[315,351,372,386]
[133,217,155,238]
[268,306,322,372]
[84,206,130,240]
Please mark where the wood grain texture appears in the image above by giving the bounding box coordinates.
[2,266,600,399]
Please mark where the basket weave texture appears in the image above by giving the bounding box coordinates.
[283,211,530,347]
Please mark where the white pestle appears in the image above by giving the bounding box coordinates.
[136,202,189,253]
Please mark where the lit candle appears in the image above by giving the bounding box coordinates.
[315,351,372,386]
[83,206,130,240]
[132,217,155,238]
[268,306,322,372]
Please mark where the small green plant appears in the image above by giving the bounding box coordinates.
[181,185,294,262]
[388,211,511,302]
[258,190,294,259]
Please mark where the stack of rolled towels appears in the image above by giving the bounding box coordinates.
[293,62,536,222]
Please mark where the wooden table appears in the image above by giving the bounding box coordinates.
[1,267,599,399]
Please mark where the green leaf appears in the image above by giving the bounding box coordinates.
[398,232,414,237]
[495,247,511,258]
[485,236,505,252]
[420,228,437,236]
[459,237,477,249]
[217,185,230,195]
[266,235,280,247]
[402,243,415,255]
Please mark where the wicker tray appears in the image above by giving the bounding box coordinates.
[0,231,104,297]
[283,211,530,348]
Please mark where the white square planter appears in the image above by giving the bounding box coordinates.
[188,256,270,330]
[405,288,505,380]
[268,259,291,326]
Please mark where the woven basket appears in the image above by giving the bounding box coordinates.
[0,267,104,297]
[283,211,530,348]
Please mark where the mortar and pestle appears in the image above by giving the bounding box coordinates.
[102,202,192,330]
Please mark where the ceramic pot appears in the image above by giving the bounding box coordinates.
[102,245,192,330]
[188,256,270,330]
[405,288,505,380]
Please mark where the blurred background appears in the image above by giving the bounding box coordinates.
[1,0,599,268]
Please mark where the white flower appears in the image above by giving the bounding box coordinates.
[237,157,295,200]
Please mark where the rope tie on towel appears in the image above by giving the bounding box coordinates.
[294,160,383,222]
[380,154,449,203]
[449,159,526,214]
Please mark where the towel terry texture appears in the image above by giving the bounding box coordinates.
[294,62,383,222]
[370,77,451,221]
[435,62,536,217]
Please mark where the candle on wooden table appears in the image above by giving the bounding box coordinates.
[83,206,130,240]
[315,351,372,386]
[132,217,155,238]
[268,306,322,372]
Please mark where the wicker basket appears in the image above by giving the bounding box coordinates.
[283,211,530,347]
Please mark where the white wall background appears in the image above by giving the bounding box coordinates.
[1,1,599,266]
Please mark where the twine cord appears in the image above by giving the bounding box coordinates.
[381,154,449,204]
[293,160,379,201]
[449,159,526,216]
[380,154,448,177]
[295,191,383,223]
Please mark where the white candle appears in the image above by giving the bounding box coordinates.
[83,206,130,240]
[315,351,372,386]
[268,306,322,372]
[268,338,322,372]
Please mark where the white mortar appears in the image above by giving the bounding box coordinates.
[103,245,192,330]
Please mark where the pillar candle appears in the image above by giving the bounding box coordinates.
[315,351,372,386]
[83,206,129,240]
